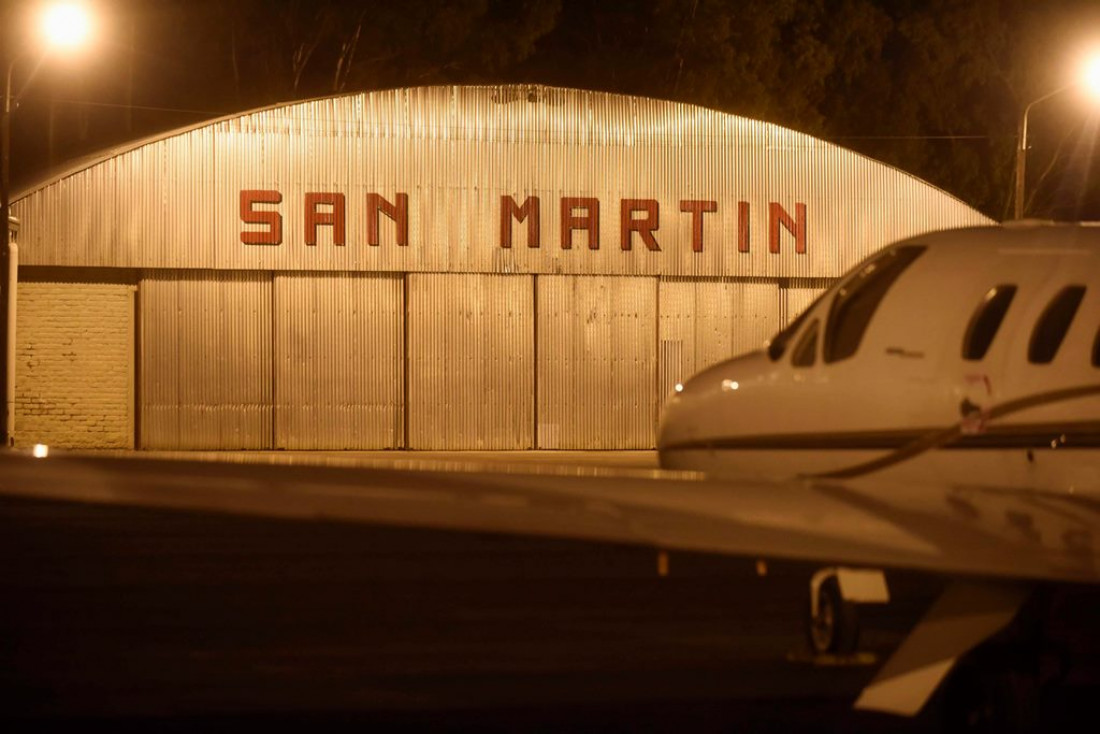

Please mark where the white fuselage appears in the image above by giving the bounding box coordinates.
[657,224,1100,493]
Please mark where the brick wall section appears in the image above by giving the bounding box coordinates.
[15,282,135,448]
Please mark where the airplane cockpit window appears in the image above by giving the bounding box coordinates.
[791,320,819,367]
[962,285,1017,360]
[766,290,830,361]
[824,245,926,363]
[1029,285,1086,364]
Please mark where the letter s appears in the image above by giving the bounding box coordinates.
[240,190,283,246]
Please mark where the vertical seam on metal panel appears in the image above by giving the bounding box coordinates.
[208,131,217,450]
[532,273,538,449]
[402,272,410,449]
[778,277,789,326]
[271,271,277,450]
[653,275,660,446]
[173,274,181,449]
[133,277,141,449]
[211,128,217,274]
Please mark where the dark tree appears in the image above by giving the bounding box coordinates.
[8,0,1100,219]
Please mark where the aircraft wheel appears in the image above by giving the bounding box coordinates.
[807,576,859,655]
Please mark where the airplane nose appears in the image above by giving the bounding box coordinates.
[656,395,689,469]
[657,376,715,453]
[657,350,769,467]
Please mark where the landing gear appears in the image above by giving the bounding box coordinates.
[806,567,889,656]
[808,575,860,655]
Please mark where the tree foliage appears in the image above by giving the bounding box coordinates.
[10,0,1100,219]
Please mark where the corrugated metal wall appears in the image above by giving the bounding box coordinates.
[11,85,999,451]
[658,280,780,399]
[132,270,816,451]
[408,274,534,449]
[275,273,404,449]
[141,271,273,449]
[538,276,656,449]
[783,285,830,327]
[14,86,993,277]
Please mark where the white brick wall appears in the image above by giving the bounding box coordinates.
[15,282,135,448]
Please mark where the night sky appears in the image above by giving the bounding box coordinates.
[4,0,1100,220]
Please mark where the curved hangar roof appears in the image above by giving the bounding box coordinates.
[12,85,991,278]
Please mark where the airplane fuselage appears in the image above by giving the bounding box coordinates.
[658,223,1100,493]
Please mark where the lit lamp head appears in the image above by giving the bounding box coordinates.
[1082,54,1100,101]
[38,1,93,52]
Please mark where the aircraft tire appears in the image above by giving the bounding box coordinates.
[806,575,859,655]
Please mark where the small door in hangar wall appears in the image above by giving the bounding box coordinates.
[538,276,657,449]
[140,271,273,449]
[275,273,404,449]
[408,274,534,450]
[658,279,781,398]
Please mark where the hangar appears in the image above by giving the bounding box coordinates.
[8,85,991,450]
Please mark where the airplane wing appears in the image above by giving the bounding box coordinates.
[1,450,1097,584]
[2,450,1098,716]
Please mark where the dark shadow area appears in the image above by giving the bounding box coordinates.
[0,494,945,731]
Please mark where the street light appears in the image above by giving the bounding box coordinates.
[1014,53,1100,220]
[2,1,94,447]
[40,1,94,49]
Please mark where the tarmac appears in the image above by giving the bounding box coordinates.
[1,449,946,732]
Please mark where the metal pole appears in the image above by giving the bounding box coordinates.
[1,56,15,447]
[1014,107,1029,220]
[1013,85,1073,221]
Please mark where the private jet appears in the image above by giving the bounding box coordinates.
[658,220,1100,718]
[660,221,1099,493]
[1,221,1098,726]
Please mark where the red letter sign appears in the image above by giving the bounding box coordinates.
[769,202,807,254]
[738,201,750,253]
[501,195,540,249]
[621,199,661,251]
[240,190,283,246]
[367,193,409,246]
[304,192,346,246]
[679,200,717,253]
[560,197,600,250]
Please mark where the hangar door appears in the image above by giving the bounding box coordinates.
[16,279,135,448]
[140,272,272,449]
[274,273,404,449]
[538,276,657,449]
[407,274,534,450]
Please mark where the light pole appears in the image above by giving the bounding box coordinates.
[1014,55,1100,220]
[2,1,93,447]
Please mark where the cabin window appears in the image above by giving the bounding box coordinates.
[1028,286,1086,364]
[791,320,819,367]
[824,245,925,363]
[962,285,1017,360]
